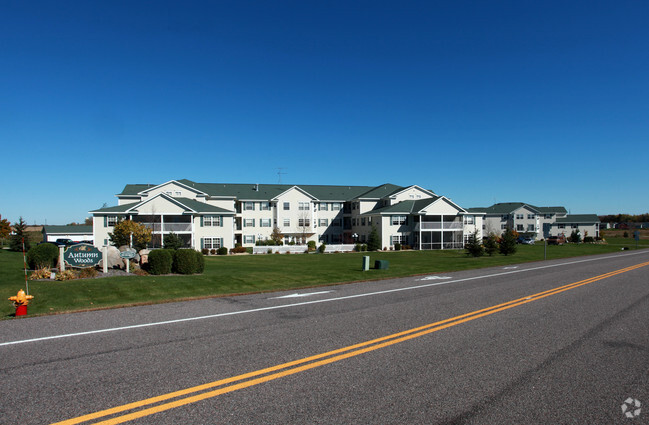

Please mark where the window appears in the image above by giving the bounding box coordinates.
[517,224,524,231]
[175,191,182,197]
[203,215,221,227]
[545,214,553,219]
[107,216,118,226]
[527,224,535,231]
[244,202,254,211]
[391,215,407,225]
[332,202,342,211]
[516,214,524,220]
[319,218,328,227]
[244,218,255,227]
[204,238,222,249]
[283,218,290,227]
[501,224,507,230]
[361,217,366,226]
[260,219,271,227]
[464,216,474,225]
[283,202,290,211]
[501,215,508,221]
[332,219,342,227]
[298,219,310,227]
[527,214,535,219]
[298,202,310,211]
[319,203,328,211]
[244,235,255,244]
[391,235,403,245]
[260,202,270,211]
[572,224,579,229]
[558,224,565,229]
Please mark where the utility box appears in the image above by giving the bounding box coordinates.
[362,256,370,271]
[374,260,389,270]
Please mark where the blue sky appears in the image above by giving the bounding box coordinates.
[2,1,647,225]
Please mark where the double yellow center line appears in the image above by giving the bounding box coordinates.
[53,261,649,425]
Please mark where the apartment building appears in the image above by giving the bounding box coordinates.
[89,180,482,250]
[469,203,600,240]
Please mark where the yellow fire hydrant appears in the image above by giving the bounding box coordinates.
[9,289,33,316]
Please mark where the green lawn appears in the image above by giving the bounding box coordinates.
[1,241,646,318]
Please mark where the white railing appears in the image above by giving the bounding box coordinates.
[418,242,465,250]
[415,222,463,230]
[252,244,356,254]
[145,223,192,232]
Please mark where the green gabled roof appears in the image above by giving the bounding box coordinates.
[470,202,568,215]
[534,206,568,215]
[43,225,93,234]
[90,197,233,215]
[89,202,140,213]
[362,198,442,216]
[556,214,600,224]
[172,197,234,214]
[355,184,405,199]
[171,179,383,201]
[118,184,159,196]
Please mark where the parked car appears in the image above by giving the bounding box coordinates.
[55,238,78,246]
[517,236,535,245]
[547,235,566,245]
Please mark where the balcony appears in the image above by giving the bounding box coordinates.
[414,222,463,231]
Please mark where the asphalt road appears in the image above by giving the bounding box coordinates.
[2,250,649,424]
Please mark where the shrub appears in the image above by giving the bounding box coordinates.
[147,249,173,275]
[318,243,326,254]
[30,268,52,280]
[133,268,149,276]
[394,243,402,251]
[56,270,77,281]
[355,243,362,252]
[173,249,201,274]
[246,247,253,254]
[584,236,594,243]
[201,248,209,255]
[307,240,316,251]
[230,246,248,254]
[210,249,217,255]
[217,247,228,255]
[78,267,98,279]
[27,243,60,269]
[267,248,273,254]
[194,250,205,273]
[361,244,367,252]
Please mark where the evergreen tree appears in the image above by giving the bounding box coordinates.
[163,232,184,250]
[499,228,517,256]
[367,225,381,251]
[484,233,499,256]
[10,217,30,252]
[569,229,581,243]
[464,232,484,257]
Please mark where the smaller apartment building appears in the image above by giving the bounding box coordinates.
[469,203,600,240]
[90,180,483,251]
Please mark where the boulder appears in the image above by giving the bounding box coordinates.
[100,246,123,269]
[139,249,150,265]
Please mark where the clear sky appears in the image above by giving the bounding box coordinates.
[2,1,647,225]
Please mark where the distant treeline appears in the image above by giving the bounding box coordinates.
[598,214,649,223]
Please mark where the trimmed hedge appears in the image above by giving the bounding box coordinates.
[27,243,60,269]
[173,249,204,275]
[147,249,174,275]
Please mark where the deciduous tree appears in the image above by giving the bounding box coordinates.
[109,219,152,251]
